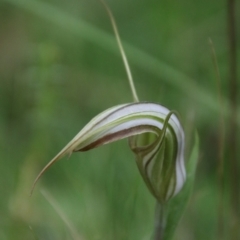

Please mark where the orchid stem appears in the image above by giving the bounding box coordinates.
[154,202,166,240]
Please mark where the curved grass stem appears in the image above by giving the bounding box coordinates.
[98,0,139,102]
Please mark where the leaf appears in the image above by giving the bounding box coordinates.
[163,132,199,240]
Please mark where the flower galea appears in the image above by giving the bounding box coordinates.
[32,102,186,203]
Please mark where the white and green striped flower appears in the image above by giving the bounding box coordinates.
[32,102,186,203]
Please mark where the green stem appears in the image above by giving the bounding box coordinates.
[154,202,166,240]
[99,0,139,102]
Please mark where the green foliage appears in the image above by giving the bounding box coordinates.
[3,0,237,118]
[0,0,238,239]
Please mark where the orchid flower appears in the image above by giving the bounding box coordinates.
[32,102,186,204]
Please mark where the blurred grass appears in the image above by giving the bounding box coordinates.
[0,0,239,239]
[2,0,235,116]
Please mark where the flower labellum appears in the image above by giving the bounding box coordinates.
[31,102,186,203]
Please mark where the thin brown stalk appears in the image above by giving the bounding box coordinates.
[227,0,239,238]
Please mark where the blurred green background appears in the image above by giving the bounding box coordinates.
[0,0,239,239]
